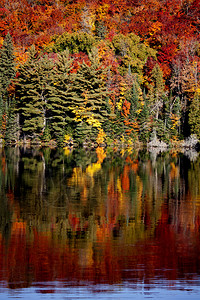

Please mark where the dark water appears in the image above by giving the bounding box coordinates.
[0,146,200,299]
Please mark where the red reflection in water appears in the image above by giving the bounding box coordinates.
[0,205,200,291]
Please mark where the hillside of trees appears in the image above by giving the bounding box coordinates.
[0,0,199,147]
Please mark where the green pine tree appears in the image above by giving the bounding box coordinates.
[124,76,144,140]
[148,64,165,140]
[0,33,16,140]
[46,50,74,143]
[4,98,20,144]
[15,46,54,141]
[139,92,151,142]
[189,92,200,139]
[0,33,15,100]
[70,47,110,143]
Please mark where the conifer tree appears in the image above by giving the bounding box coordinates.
[189,92,200,139]
[125,76,144,140]
[0,33,16,140]
[148,64,165,140]
[15,46,54,140]
[47,50,74,142]
[139,92,151,142]
[5,98,20,144]
[129,77,141,120]
[0,33,15,100]
[150,64,165,117]
[70,47,110,142]
[170,96,181,139]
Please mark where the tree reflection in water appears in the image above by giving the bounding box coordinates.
[0,146,200,293]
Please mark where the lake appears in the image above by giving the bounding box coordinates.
[0,146,200,299]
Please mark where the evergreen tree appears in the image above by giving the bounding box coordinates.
[0,33,15,100]
[0,96,6,140]
[162,92,181,141]
[0,33,16,140]
[148,64,165,140]
[139,92,151,142]
[70,47,110,142]
[4,98,20,144]
[169,96,181,140]
[129,77,141,119]
[47,50,74,142]
[125,76,144,140]
[189,92,200,139]
[15,46,54,140]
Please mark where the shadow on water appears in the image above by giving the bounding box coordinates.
[0,146,200,299]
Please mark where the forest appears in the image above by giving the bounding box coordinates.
[0,0,199,147]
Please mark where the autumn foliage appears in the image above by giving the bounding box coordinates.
[0,0,199,145]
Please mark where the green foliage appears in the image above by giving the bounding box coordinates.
[47,50,74,142]
[48,32,96,54]
[15,45,112,144]
[15,46,55,139]
[69,47,111,143]
[129,76,143,118]
[73,121,97,144]
[0,33,16,140]
[95,21,107,40]
[189,92,200,139]
[151,64,165,98]
[122,76,147,141]
[146,64,166,138]
[138,96,151,142]
[4,99,20,144]
[0,33,15,98]
[41,125,51,143]
[112,33,156,75]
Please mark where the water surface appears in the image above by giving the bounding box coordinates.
[0,146,200,299]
